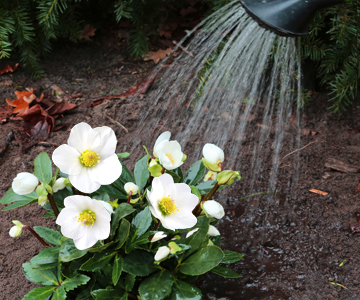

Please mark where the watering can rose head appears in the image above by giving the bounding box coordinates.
[12,172,39,195]
[146,173,198,231]
[52,122,122,194]
[202,143,224,172]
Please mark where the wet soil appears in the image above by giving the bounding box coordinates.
[1,29,360,300]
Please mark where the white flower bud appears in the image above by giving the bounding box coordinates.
[154,246,170,261]
[202,144,224,165]
[38,195,48,206]
[99,201,114,214]
[9,220,24,238]
[153,131,171,158]
[151,231,167,242]
[203,200,225,219]
[186,228,199,238]
[12,172,39,195]
[149,159,158,168]
[208,225,220,236]
[124,182,139,195]
[53,178,67,193]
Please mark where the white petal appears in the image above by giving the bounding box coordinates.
[203,143,224,164]
[208,225,220,236]
[161,213,197,231]
[124,182,139,194]
[154,246,170,261]
[89,154,122,185]
[67,122,101,153]
[98,200,114,214]
[186,228,199,238]
[69,168,101,194]
[93,126,117,160]
[53,178,66,193]
[203,200,225,219]
[52,144,82,176]
[151,231,167,242]
[73,226,99,250]
[56,208,84,240]
[12,172,39,195]
[153,131,171,157]
[63,195,92,211]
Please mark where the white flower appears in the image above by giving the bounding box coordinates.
[159,141,184,170]
[124,182,139,195]
[153,131,171,158]
[9,220,24,238]
[154,246,170,261]
[208,225,220,236]
[56,195,111,250]
[151,231,167,242]
[203,144,224,165]
[147,174,198,231]
[53,178,67,193]
[99,200,114,214]
[52,122,122,193]
[12,172,38,195]
[203,200,225,219]
[186,228,199,238]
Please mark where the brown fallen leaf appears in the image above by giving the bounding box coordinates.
[144,48,172,64]
[309,188,328,196]
[6,88,37,116]
[0,105,13,120]
[52,84,64,96]
[81,24,96,41]
[0,63,19,75]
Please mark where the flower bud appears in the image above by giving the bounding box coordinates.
[168,241,182,254]
[186,228,199,238]
[36,183,48,197]
[149,159,158,168]
[208,225,220,236]
[149,163,163,177]
[53,178,67,193]
[203,200,225,219]
[38,195,48,206]
[217,170,241,186]
[12,172,39,195]
[124,182,139,195]
[202,144,224,172]
[151,231,167,242]
[154,246,170,261]
[99,201,114,214]
[9,220,24,238]
[204,171,217,181]
[202,158,221,173]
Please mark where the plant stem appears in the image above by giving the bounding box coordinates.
[203,182,220,202]
[127,191,133,204]
[23,225,49,248]
[48,193,59,217]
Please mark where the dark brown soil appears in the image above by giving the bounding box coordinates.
[1,29,360,300]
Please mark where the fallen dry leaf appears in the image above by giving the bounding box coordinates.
[81,24,96,41]
[144,48,172,64]
[0,106,13,120]
[52,84,64,96]
[6,88,37,116]
[309,188,328,196]
[0,63,19,75]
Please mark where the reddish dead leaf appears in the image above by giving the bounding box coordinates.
[81,24,96,41]
[301,128,311,136]
[311,130,321,136]
[46,102,77,116]
[158,23,178,38]
[6,88,37,116]
[87,99,108,108]
[350,221,360,234]
[144,48,172,64]
[0,63,19,75]
[15,88,36,103]
[309,188,328,196]
[0,105,13,120]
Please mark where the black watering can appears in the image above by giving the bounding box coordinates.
[240,0,348,36]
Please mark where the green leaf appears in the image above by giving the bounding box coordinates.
[123,250,158,276]
[43,210,55,218]
[178,245,224,276]
[96,185,127,200]
[183,160,205,185]
[92,289,124,300]
[117,152,130,158]
[1,199,37,210]
[52,285,66,300]
[222,251,244,264]
[0,188,38,204]
[22,286,56,300]
[168,279,202,300]
[62,274,91,292]
[23,262,59,285]
[34,152,53,184]
[111,203,136,237]
[30,247,60,265]
[173,167,184,181]
[112,254,123,286]
[196,180,216,194]
[190,186,201,200]
[119,159,134,184]
[92,193,110,201]
[139,270,173,300]
[114,218,131,250]
[165,170,181,183]
[59,239,87,262]
[87,241,114,253]
[125,273,136,291]
[134,155,150,191]
[80,252,116,272]
[34,226,62,246]
[131,206,152,238]
[210,266,241,278]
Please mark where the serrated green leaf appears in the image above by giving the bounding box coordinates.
[222,251,244,264]
[178,245,224,276]
[125,273,136,291]
[87,241,114,253]
[112,254,123,286]
[196,180,216,194]
[183,160,205,185]
[34,152,53,184]
[23,263,59,285]
[123,250,158,276]
[96,185,128,200]
[114,218,131,250]
[34,226,62,246]
[1,199,38,210]
[43,210,55,218]
[134,155,150,191]
[52,285,66,300]
[80,252,116,272]
[168,279,202,300]
[53,187,73,208]
[210,265,241,278]
[30,247,60,265]
[22,286,56,300]
[131,206,152,238]
[139,270,173,300]
[59,239,87,262]
[92,288,124,299]
[111,203,136,237]
[62,274,91,292]
[0,188,38,205]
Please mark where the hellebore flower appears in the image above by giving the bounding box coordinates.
[12,172,38,195]
[202,143,224,172]
[150,231,167,242]
[53,178,67,193]
[56,195,111,250]
[208,225,220,236]
[124,182,139,195]
[154,246,170,261]
[52,122,122,193]
[159,141,184,170]
[9,220,24,238]
[147,174,198,231]
[153,131,171,158]
[203,200,225,219]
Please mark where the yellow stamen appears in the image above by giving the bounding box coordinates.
[79,150,100,167]
[78,210,96,227]
[165,154,175,165]
[159,195,178,215]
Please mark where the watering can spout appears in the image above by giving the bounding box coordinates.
[240,0,345,36]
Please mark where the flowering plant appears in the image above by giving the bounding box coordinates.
[0,123,243,300]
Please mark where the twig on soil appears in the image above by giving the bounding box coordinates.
[279,140,320,165]
[172,40,194,57]
[0,131,14,156]
[106,114,128,134]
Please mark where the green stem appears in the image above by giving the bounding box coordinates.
[48,193,59,217]
[203,182,220,202]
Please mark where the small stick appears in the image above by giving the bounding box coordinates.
[279,140,320,165]
[23,225,49,248]
[172,40,194,57]
[106,114,128,134]
[0,131,14,156]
